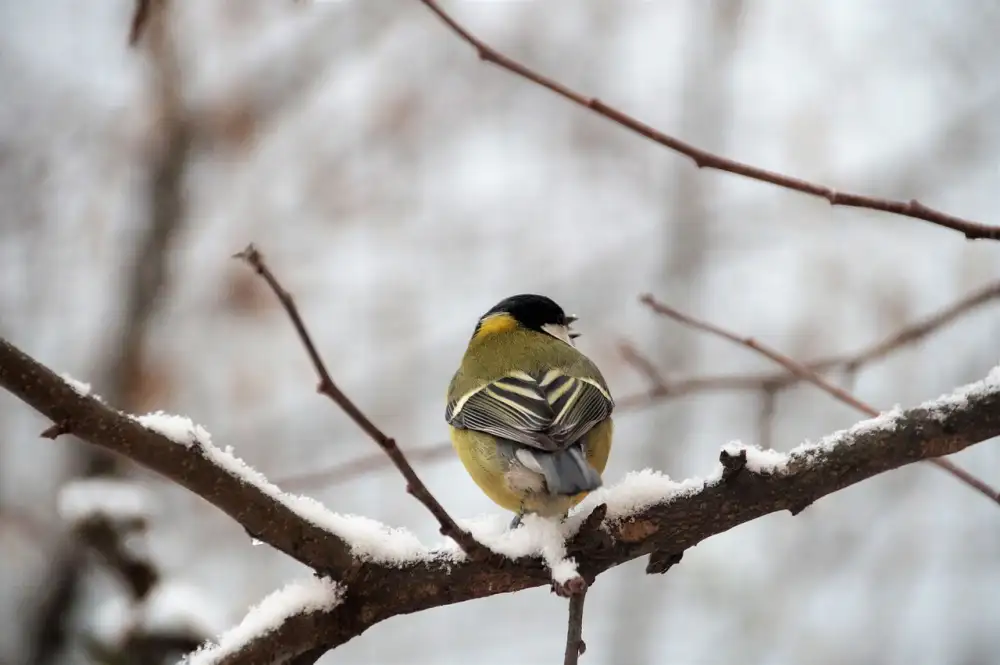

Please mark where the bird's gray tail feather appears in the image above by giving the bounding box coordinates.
[534,446,602,495]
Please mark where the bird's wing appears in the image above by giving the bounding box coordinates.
[446,369,613,451]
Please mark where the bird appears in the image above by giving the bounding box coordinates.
[445,294,614,527]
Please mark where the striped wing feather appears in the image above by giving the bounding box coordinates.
[446,369,613,451]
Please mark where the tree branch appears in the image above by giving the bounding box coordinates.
[3,332,999,662]
[415,0,999,240]
[0,338,355,575]
[214,369,1000,663]
[639,293,1000,505]
[234,244,488,560]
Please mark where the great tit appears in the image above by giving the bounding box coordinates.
[446,294,614,526]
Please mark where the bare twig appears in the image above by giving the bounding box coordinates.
[621,280,1000,403]
[834,280,1000,373]
[234,244,486,558]
[564,589,588,665]
[639,293,1000,505]
[416,0,999,240]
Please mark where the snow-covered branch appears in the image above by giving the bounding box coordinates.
[0,337,356,575]
[1,335,999,663]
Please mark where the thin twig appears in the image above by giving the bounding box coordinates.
[563,588,588,665]
[639,293,1000,505]
[639,293,878,414]
[625,280,1000,396]
[416,0,999,240]
[836,280,1000,373]
[235,244,487,558]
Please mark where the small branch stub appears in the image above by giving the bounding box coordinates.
[646,550,684,575]
[40,420,71,439]
[720,447,748,482]
[553,576,588,598]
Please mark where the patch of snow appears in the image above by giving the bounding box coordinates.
[60,372,92,397]
[133,411,212,448]
[921,362,1000,413]
[184,577,343,665]
[572,469,706,524]
[722,441,790,474]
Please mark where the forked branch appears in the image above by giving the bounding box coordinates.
[234,244,488,559]
[638,293,1000,505]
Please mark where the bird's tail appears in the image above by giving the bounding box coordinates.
[531,446,602,496]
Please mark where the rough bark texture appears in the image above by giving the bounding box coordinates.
[2,336,998,664]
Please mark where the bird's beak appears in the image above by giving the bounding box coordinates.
[569,332,581,340]
[565,315,578,324]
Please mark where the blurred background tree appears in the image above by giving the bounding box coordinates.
[1,1,999,664]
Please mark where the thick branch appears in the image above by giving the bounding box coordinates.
[5,333,998,663]
[416,0,999,240]
[0,338,355,575]
[211,375,1000,662]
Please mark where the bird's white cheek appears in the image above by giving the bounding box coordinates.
[541,323,574,346]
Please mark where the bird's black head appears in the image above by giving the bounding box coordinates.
[486,294,569,330]
[473,294,579,342]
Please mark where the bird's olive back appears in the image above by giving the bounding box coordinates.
[447,327,608,401]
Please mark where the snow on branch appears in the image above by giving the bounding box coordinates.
[0,338,580,583]
[0,337,356,574]
[183,577,344,665]
[193,366,1000,664]
[3,333,1000,663]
